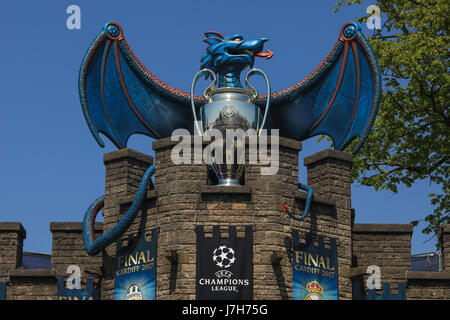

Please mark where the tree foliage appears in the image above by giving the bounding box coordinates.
[335,0,449,248]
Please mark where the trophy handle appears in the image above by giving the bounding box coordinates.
[190,69,217,136]
[245,69,271,136]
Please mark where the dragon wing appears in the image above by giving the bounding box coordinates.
[79,22,205,149]
[257,22,381,153]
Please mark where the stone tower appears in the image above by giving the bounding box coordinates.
[2,138,450,300]
[97,136,354,299]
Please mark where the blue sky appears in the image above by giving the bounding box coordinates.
[0,1,441,255]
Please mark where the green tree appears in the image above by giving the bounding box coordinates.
[335,0,449,248]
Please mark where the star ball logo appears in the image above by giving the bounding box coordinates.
[198,245,250,293]
[212,246,236,269]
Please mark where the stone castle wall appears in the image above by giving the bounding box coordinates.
[0,137,449,300]
[0,223,25,283]
[352,223,413,291]
[50,222,103,287]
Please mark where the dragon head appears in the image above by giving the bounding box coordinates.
[200,31,273,87]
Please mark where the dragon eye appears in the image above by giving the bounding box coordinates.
[234,38,242,41]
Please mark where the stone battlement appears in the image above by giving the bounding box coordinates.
[0,137,449,300]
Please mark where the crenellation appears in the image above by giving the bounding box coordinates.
[0,223,26,282]
[2,140,449,300]
[440,225,450,271]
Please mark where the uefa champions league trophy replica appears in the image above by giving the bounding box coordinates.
[189,31,274,186]
[190,68,271,186]
[78,22,381,255]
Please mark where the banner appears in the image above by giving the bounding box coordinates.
[114,228,159,300]
[292,230,338,300]
[0,282,5,300]
[57,277,98,300]
[196,225,253,300]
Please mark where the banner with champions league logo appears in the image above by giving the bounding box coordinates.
[114,228,159,300]
[292,230,338,300]
[195,225,253,300]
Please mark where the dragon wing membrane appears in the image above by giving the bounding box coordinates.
[79,22,380,152]
[260,22,381,153]
[79,22,202,149]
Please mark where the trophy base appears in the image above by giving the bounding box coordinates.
[217,178,241,186]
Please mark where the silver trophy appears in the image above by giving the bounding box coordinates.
[191,68,271,186]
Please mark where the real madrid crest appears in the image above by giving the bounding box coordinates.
[126,284,143,300]
[304,280,324,300]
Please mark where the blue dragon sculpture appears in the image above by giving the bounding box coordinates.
[79,22,381,255]
[200,31,273,88]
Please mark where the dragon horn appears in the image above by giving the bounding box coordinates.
[204,31,224,39]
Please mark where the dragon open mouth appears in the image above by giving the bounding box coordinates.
[226,48,274,60]
[255,50,274,59]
